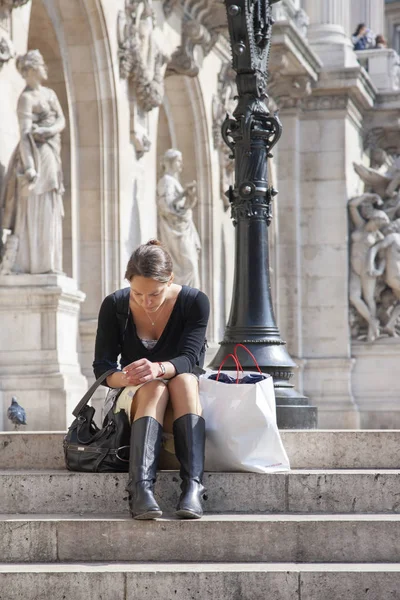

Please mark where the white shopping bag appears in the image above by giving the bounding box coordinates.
[200,346,290,474]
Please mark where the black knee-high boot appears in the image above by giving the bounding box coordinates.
[126,416,163,520]
[173,413,206,519]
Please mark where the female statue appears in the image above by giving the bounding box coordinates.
[157,149,201,287]
[1,49,65,274]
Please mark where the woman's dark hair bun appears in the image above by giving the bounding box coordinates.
[125,240,173,282]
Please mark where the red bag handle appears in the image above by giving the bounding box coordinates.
[233,343,263,375]
[217,353,242,384]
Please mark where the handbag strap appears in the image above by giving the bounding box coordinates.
[115,287,130,348]
[72,368,117,417]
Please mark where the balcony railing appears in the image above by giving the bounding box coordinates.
[355,48,400,92]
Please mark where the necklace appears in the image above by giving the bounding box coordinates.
[143,298,167,327]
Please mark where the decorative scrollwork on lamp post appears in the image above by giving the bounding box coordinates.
[209,0,317,429]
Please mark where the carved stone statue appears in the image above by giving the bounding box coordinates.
[388,50,400,92]
[118,0,169,157]
[349,148,400,341]
[294,8,310,38]
[348,194,390,341]
[0,50,65,274]
[368,222,400,337]
[353,155,400,202]
[157,149,201,287]
[349,152,400,340]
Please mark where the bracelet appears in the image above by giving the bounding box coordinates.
[157,362,166,378]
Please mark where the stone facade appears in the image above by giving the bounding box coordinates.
[0,0,399,429]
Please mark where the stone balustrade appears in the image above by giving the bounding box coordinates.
[355,47,400,92]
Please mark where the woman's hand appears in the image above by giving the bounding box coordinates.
[123,359,160,386]
[32,124,52,139]
[25,167,38,184]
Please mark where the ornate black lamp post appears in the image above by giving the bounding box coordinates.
[209,0,317,428]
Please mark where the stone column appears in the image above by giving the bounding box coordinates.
[270,73,313,368]
[275,106,305,390]
[350,0,385,38]
[302,0,358,67]
[297,95,361,429]
[275,86,361,428]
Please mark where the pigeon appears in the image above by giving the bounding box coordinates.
[7,397,27,428]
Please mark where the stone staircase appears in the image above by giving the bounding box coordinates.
[0,430,399,599]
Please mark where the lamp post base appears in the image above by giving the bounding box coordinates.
[275,388,318,429]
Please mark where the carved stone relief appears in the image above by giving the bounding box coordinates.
[0,0,27,67]
[303,95,349,111]
[272,0,309,38]
[118,0,169,157]
[0,0,29,20]
[350,153,400,341]
[0,0,30,9]
[269,74,312,109]
[162,0,227,33]
[0,34,13,69]
[166,18,216,78]
[162,0,223,78]
[212,63,236,210]
[162,0,179,18]
[272,0,297,22]
[268,53,312,110]
[365,126,400,157]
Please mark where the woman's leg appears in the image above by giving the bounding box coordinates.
[130,379,169,423]
[127,380,169,520]
[167,373,201,419]
[168,374,206,519]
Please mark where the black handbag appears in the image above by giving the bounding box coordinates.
[63,369,131,473]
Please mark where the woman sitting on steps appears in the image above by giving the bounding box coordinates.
[93,240,210,519]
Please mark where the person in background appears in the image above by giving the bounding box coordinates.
[375,34,388,49]
[352,23,375,51]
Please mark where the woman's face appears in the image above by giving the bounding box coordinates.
[25,65,47,87]
[130,275,171,312]
[173,155,183,173]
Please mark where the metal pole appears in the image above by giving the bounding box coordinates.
[209,0,317,429]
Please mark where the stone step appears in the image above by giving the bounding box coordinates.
[1,469,399,515]
[1,563,400,600]
[1,514,400,563]
[1,430,400,470]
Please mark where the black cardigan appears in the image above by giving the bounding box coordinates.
[93,286,210,381]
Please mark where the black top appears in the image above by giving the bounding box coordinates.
[93,285,210,381]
